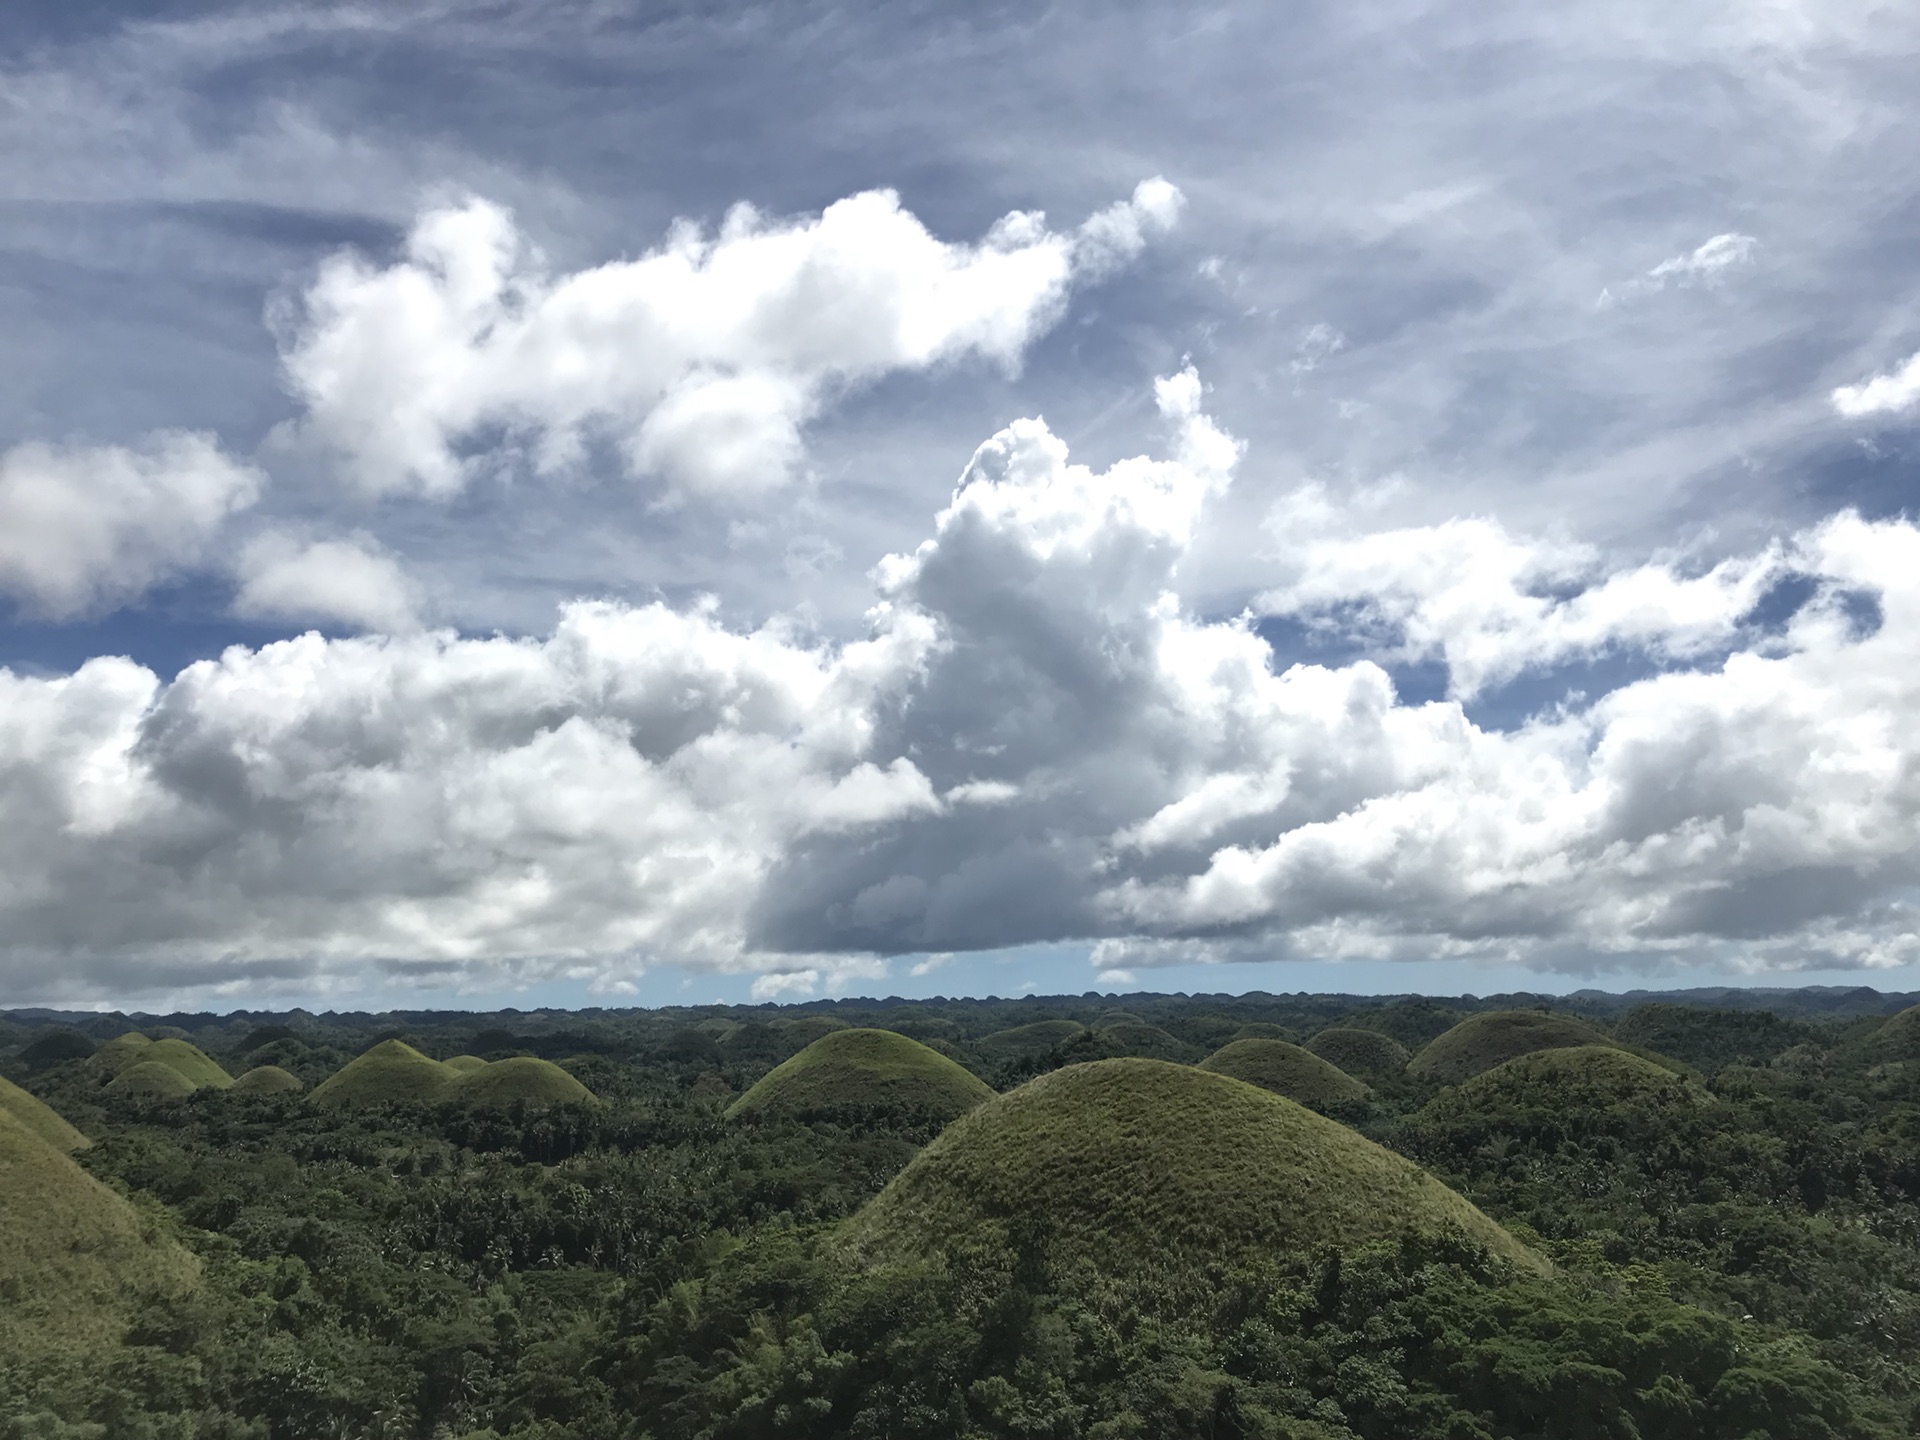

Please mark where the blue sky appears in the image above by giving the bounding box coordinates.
[4,0,1920,1010]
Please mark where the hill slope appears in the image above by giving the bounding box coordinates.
[1408,1010,1615,1084]
[450,1056,593,1105]
[975,1020,1085,1060]
[726,1029,994,1120]
[0,1075,88,1152]
[145,1038,234,1090]
[1306,1027,1412,1076]
[1199,1038,1367,1105]
[1445,1045,1707,1114]
[103,1061,198,1100]
[232,1065,304,1095]
[310,1039,458,1107]
[1869,1004,1920,1062]
[842,1059,1543,1301]
[0,1107,199,1388]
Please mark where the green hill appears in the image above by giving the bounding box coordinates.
[442,1054,490,1075]
[90,1031,154,1076]
[841,1059,1543,1305]
[1869,1004,1920,1062]
[1306,1027,1412,1076]
[1198,1038,1367,1105]
[146,1038,233,1090]
[0,1075,89,1152]
[231,1065,304,1095]
[450,1056,594,1105]
[309,1039,458,1107]
[1408,1010,1615,1084]
[0,1107,200,1390]
[1446,1045,1707,1113]
[103,1061,198,1100]
[975,1020,1085,1059]
[1230,1022,1294,1042]
[1091,1020,1191,1061]
[775,1014,850,1044]
[726,1029,995,1121]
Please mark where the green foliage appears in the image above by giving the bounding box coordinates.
[1199,1039,1367,1107]
[1305,1029,1411,1078]
[974,1021,1086,1061]
[1614,1003,1823,1073]
[726,1030,992,1123]
[19,1030,96,1072]
[843,1059,1543,1308]
[1408,1011,1616,1084]
[1869,1005,1920,1062]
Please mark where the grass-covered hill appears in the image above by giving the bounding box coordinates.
[443,1054,490,1074]
[90,1033,233,1090]
[726,1028,994,1121]
[0,1107,199,1395]
[1407,1009,1615,1083]
[1230,1021,1295,1042]
[1870,1004,1920,1062]
[231,1064,304,1094]
[974,1019,1085,1060]
[450,1056,594,1105]
[1306,1027,1412,1076]
[0,1074,88,1151]
[842,1058,1543,1305]
[1431,1045,1707,1118]
[1198,1037,1367,1106]
[103,1059,199,1100]
[90,1031,155,1075]
[310,1038,458,1107]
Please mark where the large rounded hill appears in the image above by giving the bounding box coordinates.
[1307,1028,1412,1077]
[841,1059,1542,1300]
[310,1039,458,1107]
[0,1075,89,1151]
[1408,1010,1615,1084]
[1436,1046,1705,1116]
[1869,1005,1920,1062]
[727,1029,994,1121]
[232,1065,304,1095]
[1198,1039,1366,1106]
[450,1057,594,1105]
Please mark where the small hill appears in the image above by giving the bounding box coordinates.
[1199,1039,1367,1106]
[20,1028,97,1071]
[1869,1004,1920,1062]
[1092,1010,1147,1029]
[1408,1010,1615,1084]
[0,1108,200,1390]
[1449,1046,1707,1113]
[976,1020,1085,1059]
[1091,1021,1192,1061]
[310,1039,458,1107]
[842,1060,1543,1304]
[103,1061,199,1100]
[442,1055,490,1075]
[1230,1023,1295,1042]
[726,1029,994,1121]
[232,1065,304,1095]
[1307,1028,1413,1076]
[145,1038,233,1090]
[90,1031,154,1076]
[450,1056,594,1106]
[0,1075,89,1152]
[776,1014,851,1044]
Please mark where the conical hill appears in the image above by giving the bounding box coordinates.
[1199,1038,1366,1105]
[442,1054,490,1075]
[310,1039,457,1107]
[1870,1004,1920,1062]
[726,1029,994,1121]
[90,1031,154,1076]
[976,1020,1084,1060]
[0,1075,89,1152]
[145,1038,233,1089]
[0,1107,199,1385]
[841,1059,1544,1297]
[1408,1010,1614,1084]
[104,1061,198,1101]
[232,1065,304,1095]
[1445,1046,1707,1114]
[1306,1028,1412,1076]
[450,1056,593,1105]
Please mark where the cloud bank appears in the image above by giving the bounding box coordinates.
[6,372,1920,1001]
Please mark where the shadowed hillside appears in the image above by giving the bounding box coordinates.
[1435,1045,1706,1117]
[975,1020,1085,1060]
[1199,1038,1367,1106]
[1408,1010,1615,1083]
[1307,1027,1412,1076]
[726,1029,993,1121]
[1870,1005,1920,1062]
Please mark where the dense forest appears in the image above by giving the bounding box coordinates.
[3,985,1918,1439]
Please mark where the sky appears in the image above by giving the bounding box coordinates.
[5,0,1920,1011]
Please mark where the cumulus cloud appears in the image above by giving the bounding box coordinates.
[1597,232,1757,307]
[232,529,423,633]
[0,433,261,618]
[277,179,1183,501]
[1833,349,1920,418]
[11,370,1920,1000]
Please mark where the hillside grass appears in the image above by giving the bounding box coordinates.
[726,1028,994,1121]
[1869,1004,1920,1062]
[232,1064,304,1094]
[103,1060,198,1100]
[450,1056,593,1105]
[0,1075,88,1152]
[309,1039,458,1107]
[1408,1009,1616,1084]
[841,1059,1544,1306]
[974,1020,1085,1058]
[442,1054,490,1074]
[1306,1026,1412,1075]
[146,1037,234,1089]
[1199,1037,1367,1105]
[1444,1044,1709,1113]
[90,1031,154,1076]
[0,1108,200,1394]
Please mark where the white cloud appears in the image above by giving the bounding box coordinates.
[277,179,1183,501]
[909,952,954,977]
[1597,232,1757,307]
[1833,349,1920,418]
[13,371,1920,1001]
[232,530,422,632]
[1095,968,1138,986]
[0,433,261,618]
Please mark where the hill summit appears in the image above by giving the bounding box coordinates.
[450,1057,594,1105]
[841,1059,1542,1302]
[1198,1038,1366,1106]
[726,1028,993,1121]
[1306,1027,1412,1076]
[310,1039,458,1107]
[1408,1010,1615,1084]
